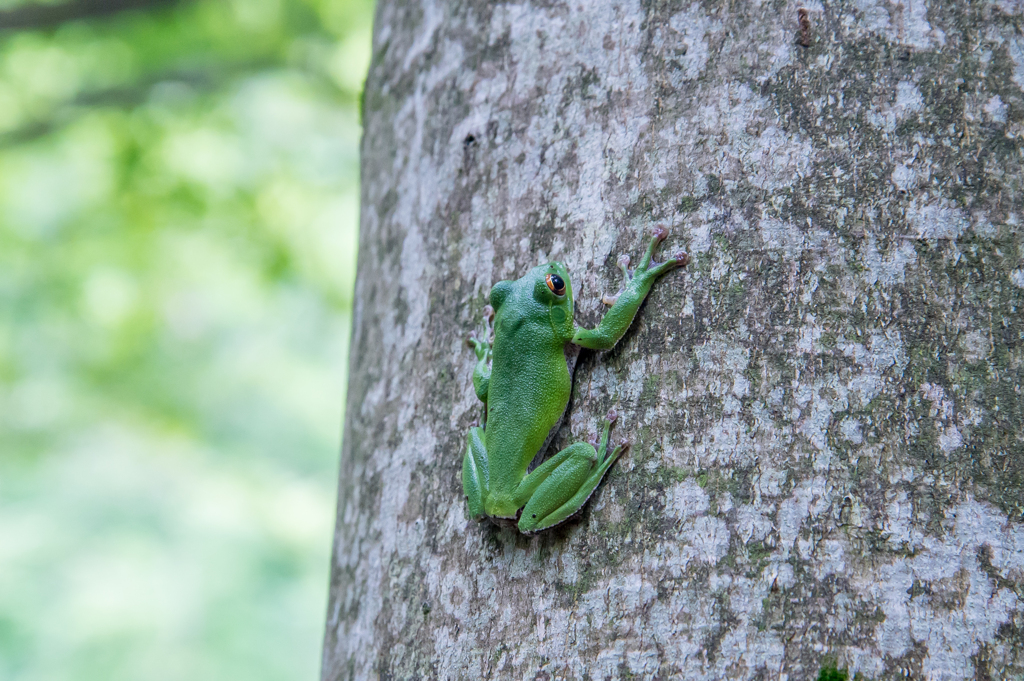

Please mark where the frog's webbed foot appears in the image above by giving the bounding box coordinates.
[483,304,495,342]
[467,304,495,355]
[515,409,627,534]
[468,305,494,404]
[638,224,690,278]
[601,226,689,306]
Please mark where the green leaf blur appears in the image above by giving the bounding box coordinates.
[0,0,372,678]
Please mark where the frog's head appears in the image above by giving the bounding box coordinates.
[487,261,575,339]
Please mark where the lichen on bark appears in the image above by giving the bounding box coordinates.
[324,1,1024,679]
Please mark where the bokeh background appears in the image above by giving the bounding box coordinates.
[0,0,373,678]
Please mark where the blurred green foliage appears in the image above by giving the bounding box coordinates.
[0,0,373,678]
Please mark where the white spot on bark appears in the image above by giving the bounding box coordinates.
[860,233,917,286]
[1008,34,1024,91]
[891,163,917,191]
[894,80,924,114]
[959,330,989,363]
[754,468,787,499]
[683,516,731,564]
[984,95,1008,123]
[662,3,717,82]
[760,216,824,257]
[901,2,946,49]
[1011,269,1024,288]
[665,479,710,518]
[736,504,774,543]
[840,417,863,444]
[906,195,970,240]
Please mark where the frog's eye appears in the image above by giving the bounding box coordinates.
[546,273,566,296]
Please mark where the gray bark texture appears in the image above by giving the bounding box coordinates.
[323,1,1024,679]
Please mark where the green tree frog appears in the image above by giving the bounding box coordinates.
[463,225,689,534]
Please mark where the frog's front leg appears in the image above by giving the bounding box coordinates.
[514,412,626,534]
[467,305,494,406]
[574,225,689,350]
[462,426,489,520]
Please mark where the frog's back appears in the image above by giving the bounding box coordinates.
[484,283,573,506]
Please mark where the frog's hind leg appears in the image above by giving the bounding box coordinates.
[516,412,626,534]
[462,426,489,521]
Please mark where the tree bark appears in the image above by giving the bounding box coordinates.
[323,1,1024,679]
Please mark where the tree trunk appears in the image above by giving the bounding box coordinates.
[323,1,1024,678]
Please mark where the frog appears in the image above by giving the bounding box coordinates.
[463,225,689,534]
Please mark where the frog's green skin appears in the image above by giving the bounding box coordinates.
[463,227,688,534]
